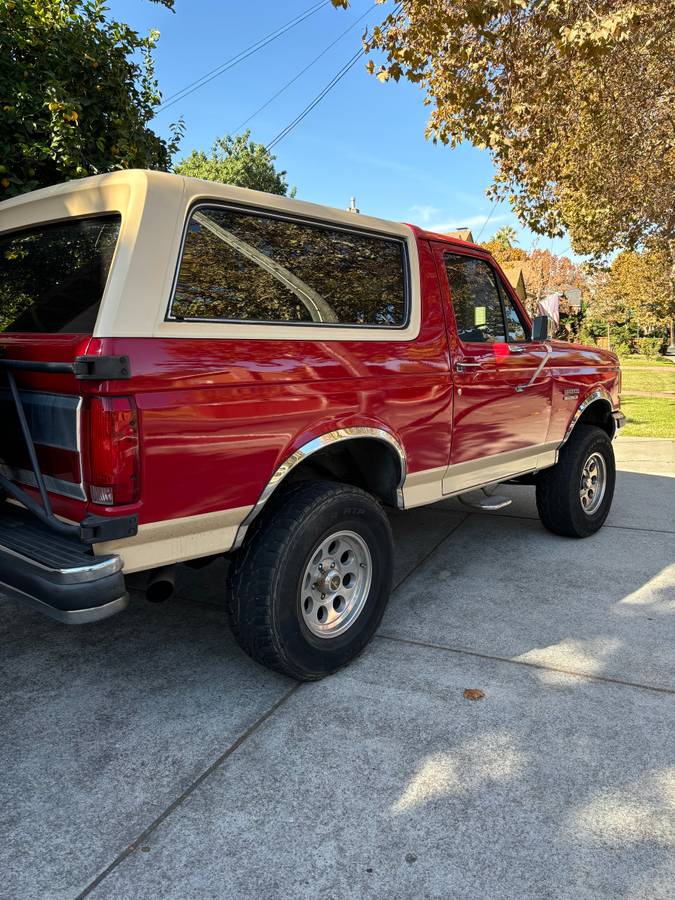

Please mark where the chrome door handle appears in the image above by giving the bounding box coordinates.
[455,360,482,372]
[509,345,526,354]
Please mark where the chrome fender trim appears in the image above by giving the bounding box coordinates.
[561,387,615,446]
[232,427,407,550]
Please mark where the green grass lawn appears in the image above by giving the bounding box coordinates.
[621,367,675,394]
[617,354,674,367]
[620,396,675,438]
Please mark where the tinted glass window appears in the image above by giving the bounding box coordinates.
[499,282,529,342]
[170,207,407,327]
[0,216,120,333]
[443,254,505,343]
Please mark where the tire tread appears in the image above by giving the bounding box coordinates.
[228,480,391,679]
[536,424,614,537]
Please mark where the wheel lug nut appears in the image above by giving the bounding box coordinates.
[321,594,325,599]
[330,563,335,569]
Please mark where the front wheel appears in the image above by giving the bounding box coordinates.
[228,481,394,680]
[536,424,616,538]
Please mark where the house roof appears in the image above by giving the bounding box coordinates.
[501,262,527,287]
[445,228,475,243]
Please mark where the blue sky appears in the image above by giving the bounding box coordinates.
[112,0,574,256]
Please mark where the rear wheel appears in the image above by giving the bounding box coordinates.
[228,481,393,680]
[536,424,615,537]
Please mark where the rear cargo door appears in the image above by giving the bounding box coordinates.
[0,214,121,510]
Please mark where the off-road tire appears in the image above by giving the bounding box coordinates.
[536,424,615,538]
[228,480,394,680]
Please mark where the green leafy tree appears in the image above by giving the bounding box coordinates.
[492,226,518,251]
[174,132,295,196]
[332,0,675,346]
[0,0,180,198]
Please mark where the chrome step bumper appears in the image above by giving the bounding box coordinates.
[0,504,127,624]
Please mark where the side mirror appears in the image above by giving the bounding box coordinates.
[532,315,551,342]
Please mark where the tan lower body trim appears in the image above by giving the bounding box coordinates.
[402,442,559,508]
[401,466,447,508]
[94,505,253,573]
[442,442,559,497]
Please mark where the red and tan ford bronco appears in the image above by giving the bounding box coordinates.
[0,171,624,679]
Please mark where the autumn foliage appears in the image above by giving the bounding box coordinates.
[334,0,675,343]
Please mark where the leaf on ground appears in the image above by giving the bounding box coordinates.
[463,688,485,701]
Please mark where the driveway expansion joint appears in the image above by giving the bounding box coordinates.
[393,513,470,592]
[458,509,675,535]
[75,682,300,899]
[376,633,675,696]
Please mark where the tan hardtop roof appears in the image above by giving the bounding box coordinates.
[0,170,422,342]
[0,169,407,239]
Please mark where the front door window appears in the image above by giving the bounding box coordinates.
[443,255,506,344]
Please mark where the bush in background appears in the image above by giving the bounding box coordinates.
[634,337,663,358]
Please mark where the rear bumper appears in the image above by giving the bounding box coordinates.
[0,504,127,624]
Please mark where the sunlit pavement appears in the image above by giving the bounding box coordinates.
[1,436,673,899]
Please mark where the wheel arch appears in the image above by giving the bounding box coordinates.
[232,427,406,550]
[561,388,616,446]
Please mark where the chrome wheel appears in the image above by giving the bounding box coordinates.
[579,451,606,515]
[300,530,372,639]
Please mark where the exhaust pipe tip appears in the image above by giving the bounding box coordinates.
[146,564,176,604]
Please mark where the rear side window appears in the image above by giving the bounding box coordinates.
[0,215,120,333]
[169,206,408,327]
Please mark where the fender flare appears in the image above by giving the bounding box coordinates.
[232,427,407,550]
[560,387,615,446]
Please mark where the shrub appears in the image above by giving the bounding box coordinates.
[610,323,637,351]
[577,329,594,345]
[612,341,632,357]
[634,337,663,358]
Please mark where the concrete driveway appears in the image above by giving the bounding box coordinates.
[1,437,673,899]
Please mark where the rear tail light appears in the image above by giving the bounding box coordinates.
[88,397,140,505]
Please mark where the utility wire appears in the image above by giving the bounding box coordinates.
[266,2,402,151]
[232,3,374,135]
[266,46,365,149]
[476,200,499,240]
[158,1,331,114]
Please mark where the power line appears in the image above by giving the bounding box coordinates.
[266,2,403,151]
[476,200,499,241]
[266,46,365,150]
[232,3,374,135]
[157,1,331,114]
